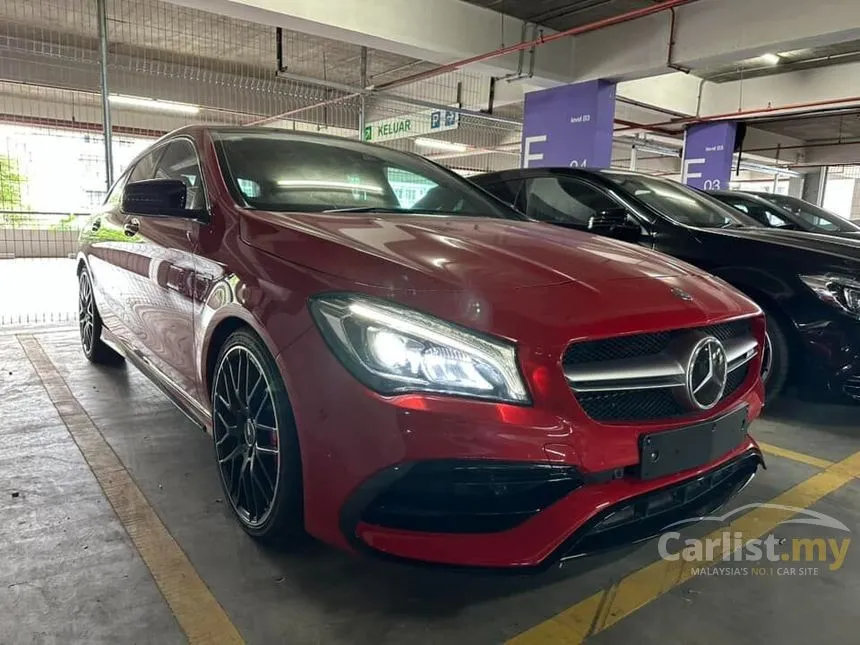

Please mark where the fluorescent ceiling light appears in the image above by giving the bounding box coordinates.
[276,179,384,194]
[108,94,200,115]
[759,53,781,65]
[737,160,801,178]
[414,137,469,153]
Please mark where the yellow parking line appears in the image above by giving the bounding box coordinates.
[19,335,244,645]
[507,450,860,645]
[758,442,834,470]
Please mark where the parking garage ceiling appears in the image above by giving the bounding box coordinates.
[461,0,655,31]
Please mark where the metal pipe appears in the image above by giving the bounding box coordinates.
[96,0,113,189]
[616,95,860,132]
[666,8,690,73]
[276,27,285,71]
[359,47,368,138]
[817,166,829,206]
[374,0,696,92]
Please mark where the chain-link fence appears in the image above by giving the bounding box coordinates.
[0,0,523,324]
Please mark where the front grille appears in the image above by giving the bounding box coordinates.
[564,320,750,364]
[575,364,750,423]
[565,320,755,423]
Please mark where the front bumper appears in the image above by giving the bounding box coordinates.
[795,313,860,400]
[343,443,762,570]
[280,323,765,569]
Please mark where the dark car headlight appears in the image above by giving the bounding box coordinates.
[799,274,860,319]
[309,294,530,404]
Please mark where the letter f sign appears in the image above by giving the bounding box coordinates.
[523,135,547,168]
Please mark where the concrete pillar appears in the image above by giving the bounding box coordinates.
[850,181,860,221]
[802,169,826,206]
[787,175,805,198]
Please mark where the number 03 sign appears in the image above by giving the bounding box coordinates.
[682,122,738,191]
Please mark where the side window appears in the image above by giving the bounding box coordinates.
[153,139,205,210]
[483,180,523,207]
[127,149,161,183]
[525,177,618,226]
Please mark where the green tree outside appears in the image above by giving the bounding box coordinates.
[0,155,30,227]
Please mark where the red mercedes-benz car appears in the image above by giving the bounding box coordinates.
[77,126,765,570]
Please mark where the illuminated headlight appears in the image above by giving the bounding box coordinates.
[799,274,860,318]
[309,294,530,404]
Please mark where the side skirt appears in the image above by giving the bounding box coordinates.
[101,328,213,433]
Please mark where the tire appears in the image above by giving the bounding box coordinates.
[78,268,124,365]
[211,328,304,543]
[760,305,790,402]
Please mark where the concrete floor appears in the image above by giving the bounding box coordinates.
[1,327,859,644]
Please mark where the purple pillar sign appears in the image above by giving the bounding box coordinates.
[682,122,737,190]
[520,80,616,169]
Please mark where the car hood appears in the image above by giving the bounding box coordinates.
[241,212,699,293]
[702,226,860,260]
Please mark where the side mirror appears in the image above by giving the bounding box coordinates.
[588,207,641,243]
[122,179,206,220]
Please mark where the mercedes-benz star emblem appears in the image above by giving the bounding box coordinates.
[684,336,728,410]
[670,287,693,301]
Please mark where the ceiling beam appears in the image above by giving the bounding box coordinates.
[571,0,860,82]
[162,0,576,87]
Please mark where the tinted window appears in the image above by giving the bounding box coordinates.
[525,177,618,226]
[128,148,161,183]
[213,131,522,219]
[719,197,794,228]
[481,180,523,206]
[603,172,756,228]
[760,194,860,233]
[154,139,204,210]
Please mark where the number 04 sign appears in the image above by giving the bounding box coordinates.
[520,80,616,170]
[682,122,738,191]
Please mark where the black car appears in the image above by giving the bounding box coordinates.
[709,190,860,237]
[474,168,860,402]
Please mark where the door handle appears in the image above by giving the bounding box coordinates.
[124,218,140,237]
[90,219,101,232]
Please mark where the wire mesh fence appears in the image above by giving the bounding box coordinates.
[0,0,522,324]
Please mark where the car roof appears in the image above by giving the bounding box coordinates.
[473,167,631,183]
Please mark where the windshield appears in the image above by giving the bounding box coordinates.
[755,193,860,233]
[212,130,522,219]
[710,193,803,231]
[601,172,759,228]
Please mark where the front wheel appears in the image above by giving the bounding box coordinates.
[761,307,790,402]
[211,329,304,543]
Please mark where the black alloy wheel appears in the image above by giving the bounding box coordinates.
[212,329,303,541]
[78,269,122,364]
[760,308,790,402]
